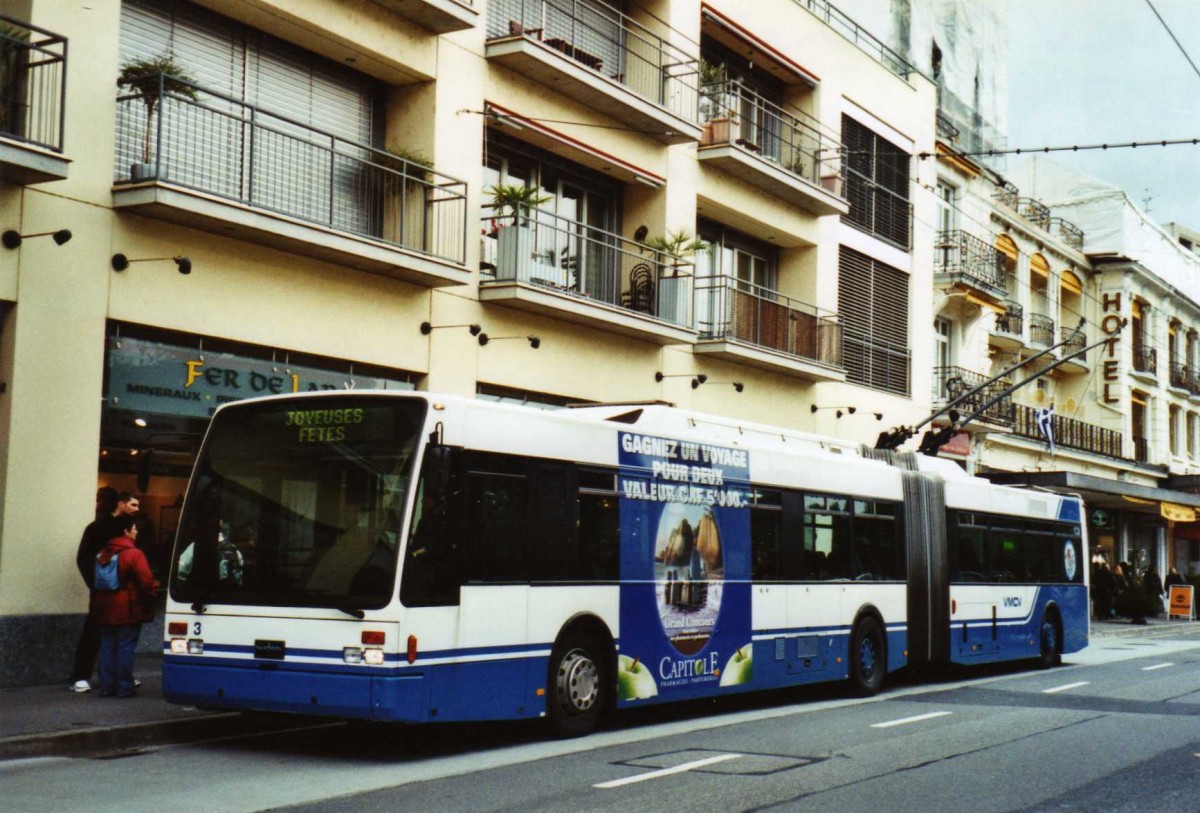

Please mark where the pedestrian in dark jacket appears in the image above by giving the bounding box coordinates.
[1144,565,1165,617]
[1164,567,1185,590]
[92,514,157,698]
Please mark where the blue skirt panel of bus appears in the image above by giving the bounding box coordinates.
[163,655,545,723]
[947,586,1087,666]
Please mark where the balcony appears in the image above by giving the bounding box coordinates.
[112,76,469,287]
[1048,216,1084,251]
[479,212,696,345]
[1028,313,1055,349]
[1133,436,1149,463]
[935,88,1005,171]
[932,366,1014,427]
[1132,346,1157,377]
[693,276,843,381]
[373,0,477,34]
[1013,404,1124,459]
[0,15,68,184]
[696,81,847,217]
[934,229,1007,301]
[992,180,1019,210]
[1169,361,1192,393]
[789,0,913,79]
[1057,325,1088,374]
[485,0,700,144]
[1016,197,1051,231]
[990,301,1023,351]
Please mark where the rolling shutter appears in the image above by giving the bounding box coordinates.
[839,246,911,395]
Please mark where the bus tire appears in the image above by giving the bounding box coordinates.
[849,616,885,696]
[546,633,607,738]
[1037,611,1061,669]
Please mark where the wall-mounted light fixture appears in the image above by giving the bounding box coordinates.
[707,381,745,392]
[810,404,883,420]
[112,253,192,275]
[3,229,72,249]
[478,333,540,349]
[420,321,482,336]
[656,372,707,389]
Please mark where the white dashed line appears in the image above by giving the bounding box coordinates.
[870,711,953,729]
[1043,681,1090,694]
[594,754,743,788]
[1141,662,1174,671]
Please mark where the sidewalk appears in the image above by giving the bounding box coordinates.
[3,617,1199,761]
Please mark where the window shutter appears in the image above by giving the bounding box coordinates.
[839,247,910,395]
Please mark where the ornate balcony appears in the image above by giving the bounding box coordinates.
[1057,325,1089,374]
[992,180,1019,210]
[1016,197,1051,230]
[485,0,700,144]
[1133,436,1149,463]
[1013,404,1124,459]
[693,275,843,380]
[479,212,696,345]
[697,81,847,216]
[1049,216,1084,251]
[934,229,1007,301]
[932,366,1014,427]
[1170,361,1192,392]
[113,75,470,286]
[990,301,1024,351]
[0,14,68,184]
[1132,346,1157,376]
[1028,313,1055,348]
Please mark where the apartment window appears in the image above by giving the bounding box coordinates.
[936,181,956,233]
[1170,404,1182,456]
[694,219,781,345]
[839,246,910,394]
[842,115,911,249]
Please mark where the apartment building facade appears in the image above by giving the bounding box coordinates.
[0,0,937,685]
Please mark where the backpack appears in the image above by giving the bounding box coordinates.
[94,549,121,592]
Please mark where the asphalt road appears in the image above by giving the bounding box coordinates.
[4,634,1198,813]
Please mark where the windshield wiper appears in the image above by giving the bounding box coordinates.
[336,606,366,619]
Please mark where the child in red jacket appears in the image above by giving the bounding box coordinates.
[92,514,158,698]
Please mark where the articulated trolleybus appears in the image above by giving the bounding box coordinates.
[163,391,1088,736]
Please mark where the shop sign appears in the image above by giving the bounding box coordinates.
[1161,501,1196,522]
[938,430,971,457]
[1089,508,1112,528]
[107,337,412,420]
[1168,584,1195,621]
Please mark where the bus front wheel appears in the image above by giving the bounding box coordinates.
[849,616,885,696]
[547,633,607,737]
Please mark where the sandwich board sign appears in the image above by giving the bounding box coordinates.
[1168,584,1194,621]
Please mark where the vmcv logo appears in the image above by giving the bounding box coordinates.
[1002,596,1022,608]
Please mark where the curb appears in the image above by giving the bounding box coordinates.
[0,711,249,761]
[1091,621,1200,639]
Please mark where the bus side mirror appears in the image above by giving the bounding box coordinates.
[421,443,462,503]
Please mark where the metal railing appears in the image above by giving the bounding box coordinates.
[1013,404,1125,459]
[1017,197,1051,230]
[935,87,1005,171]
[114,75,468,265]
[844,168,911,249]
[1049,216,1084,251]
[843,329,909,395]
[992,180,1019,210]
[1060,325,1086,359]
[1170,361,1192,391]
[934,229,1007,296]
[487,0,699,122]
[1133,436,1149,463]
[694,275,841,367]
[698,81,841,188]
[1028,313,1055,347]
[0,14,66,152]
[932,366,1014,427]
[1132,345,1157,375]
[789,0,914,79]
[480,211,692,326]
[994,301,1023,337]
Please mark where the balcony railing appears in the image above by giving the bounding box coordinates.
[789,0,913,79]
[114,75,468,265]
[1049,216,1084,251]
[0,14,66,152]
[698,80,840,188]
[932,366,1014,427]
[1132,345,1157,375]
[1133,436,1149,463]
[1013,404,1124,459]
[1170,361,1192,391]
[934,229,1007,296]
[994,301,1023,337]
[480,211,692,326]
[1017,197,1051,231]
[992,180,1019,210]
[1029,313,1055,347]
[1060,325,1086,359]
[487,0,698,123]
[695,275,841,367]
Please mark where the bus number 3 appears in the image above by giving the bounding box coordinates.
[193,622,202,636]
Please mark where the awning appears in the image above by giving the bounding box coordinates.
[983,470,1200,514]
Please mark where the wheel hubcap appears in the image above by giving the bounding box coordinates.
[556,649,598,714]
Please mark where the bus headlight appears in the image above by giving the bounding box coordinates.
[363,648,384,665]
[187,639,204,655]
[170,638,187,654]
[343,647,364,664]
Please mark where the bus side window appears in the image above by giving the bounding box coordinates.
[463,456,529,583]
[578,491,618,581]
[528,461,578,582]
[751,498,782,581]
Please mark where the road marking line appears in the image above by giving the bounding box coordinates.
[1043,681,1090,694]
[594,754,742,788]
[1141,662,1174,671]
[870,711,953,729]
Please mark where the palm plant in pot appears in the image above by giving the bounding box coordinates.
[117,53,198,180]
[642,229,709,324]
[486,183,551,281]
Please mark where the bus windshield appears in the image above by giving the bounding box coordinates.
[169,395,427,611]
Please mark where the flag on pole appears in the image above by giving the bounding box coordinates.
[1035,404,1055,453]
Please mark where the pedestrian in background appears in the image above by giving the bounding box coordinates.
[1091,561,1113,621]
[1164,567,1185,591]
[68,488,138,692]
[91,514,157,698]
[1144,565,1165,617]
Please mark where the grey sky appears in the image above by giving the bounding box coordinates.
[1007,0,1200,229]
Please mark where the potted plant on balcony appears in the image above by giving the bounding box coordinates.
[486,183,550,281]
[698,59,733,147]
[117,53,198,181]
[642,229,709,323]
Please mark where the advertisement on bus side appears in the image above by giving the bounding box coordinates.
[617,432,752,705]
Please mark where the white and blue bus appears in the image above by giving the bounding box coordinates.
[163,391,1088,736]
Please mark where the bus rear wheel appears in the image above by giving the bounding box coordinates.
[850,616,885,696]
[1037,612,1061,669]
[547,633,607,738]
